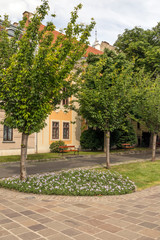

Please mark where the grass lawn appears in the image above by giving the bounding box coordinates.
[98,160,160,191]
[0,151,104,163]
[0,147,149,163]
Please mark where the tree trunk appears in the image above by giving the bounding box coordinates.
[151,133,157,162]
[105,130,110,169]
[20,133,29,180]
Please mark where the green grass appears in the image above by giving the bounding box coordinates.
[97,160,160,190]
[0,151,104,163]
[0,147,150,163]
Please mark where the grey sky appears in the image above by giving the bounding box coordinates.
[0,0,159,45]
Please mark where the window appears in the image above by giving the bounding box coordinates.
[3,125,13,141]
[62,88,69,105]
[137,122,140,129]
[62,98,69,105]
[63,122,69,139]
[52,122,59,139]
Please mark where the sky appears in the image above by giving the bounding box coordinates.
[0,0,160,46]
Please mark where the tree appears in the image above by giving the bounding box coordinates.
[114,23,160,159]
[131,74,160,161]
[0,0,95,180]
[114,23,160,75]
[76,49,133,168]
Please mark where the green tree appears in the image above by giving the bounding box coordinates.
[114,23,160,75]
[114,23,160,157]
[131,74,160,161]
[0,0,95,180]
[76,49,133,168]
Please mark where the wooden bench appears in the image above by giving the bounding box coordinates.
[59,145,79,155]
[121,143,134,149]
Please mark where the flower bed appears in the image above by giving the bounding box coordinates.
[0,169,136,196]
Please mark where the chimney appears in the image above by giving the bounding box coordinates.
[13,22,18,27]
[23,11,34,21]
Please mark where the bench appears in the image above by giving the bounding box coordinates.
[121,143,134,149]
[59,145,79,155]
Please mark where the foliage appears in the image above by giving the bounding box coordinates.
[80,128,104,151]
[110,121,137,148]
[0,169,136,195]
[132,76,160,134]
[114,23,160,76]
[0,0,95,179]
[0,1,95,135]
[49,140,65,153]
[114,24,160,161]
[76,49,133,134]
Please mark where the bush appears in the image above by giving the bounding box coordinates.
[110,121,137,148]
[80,128,104,151]
[50,140,65,153]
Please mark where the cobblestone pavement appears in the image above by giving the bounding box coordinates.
[1,186,160,239]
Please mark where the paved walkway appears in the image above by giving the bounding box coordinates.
[1,151,160,239]
[1,186,160,239]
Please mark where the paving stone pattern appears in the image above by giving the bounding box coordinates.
[1,186,160,239]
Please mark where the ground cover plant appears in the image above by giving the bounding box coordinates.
[0,169,135,196]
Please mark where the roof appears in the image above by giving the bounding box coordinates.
[39,23,103,57]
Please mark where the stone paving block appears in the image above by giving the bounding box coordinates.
[140,228,160,238]
[0,235,19,240]
[77,224,102,234]
[118,229,142,239]
[105,217,131,228]
[137,237,155,240]
[38,228,58,237]
[47,233,74,240]
[18,231,40,240]
[143,211,159,216]
[84,218,103,227]
[62,228,82,237]
[139,221,159,229]
[0,229,10,237]
[94,230,124,240]
[2,222,21,230]
[45,220,69,231]
[74,233,98,240]
[127,223,146,232]
[139,215,159,222]
[0,218,13,224]
[61,210,80,218]
[98,223,122,233]
[91,214,110,220]
[63,218,83,227]
[20,219,38,227]
[10,226,29,235]
[28,223,47,231]
[122,216,142,224]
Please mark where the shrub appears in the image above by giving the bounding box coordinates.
[80,128,104,151]
[49,140,65,153]
[110,121,137,148]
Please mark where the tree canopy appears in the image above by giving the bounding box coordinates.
[114,23,160,75]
